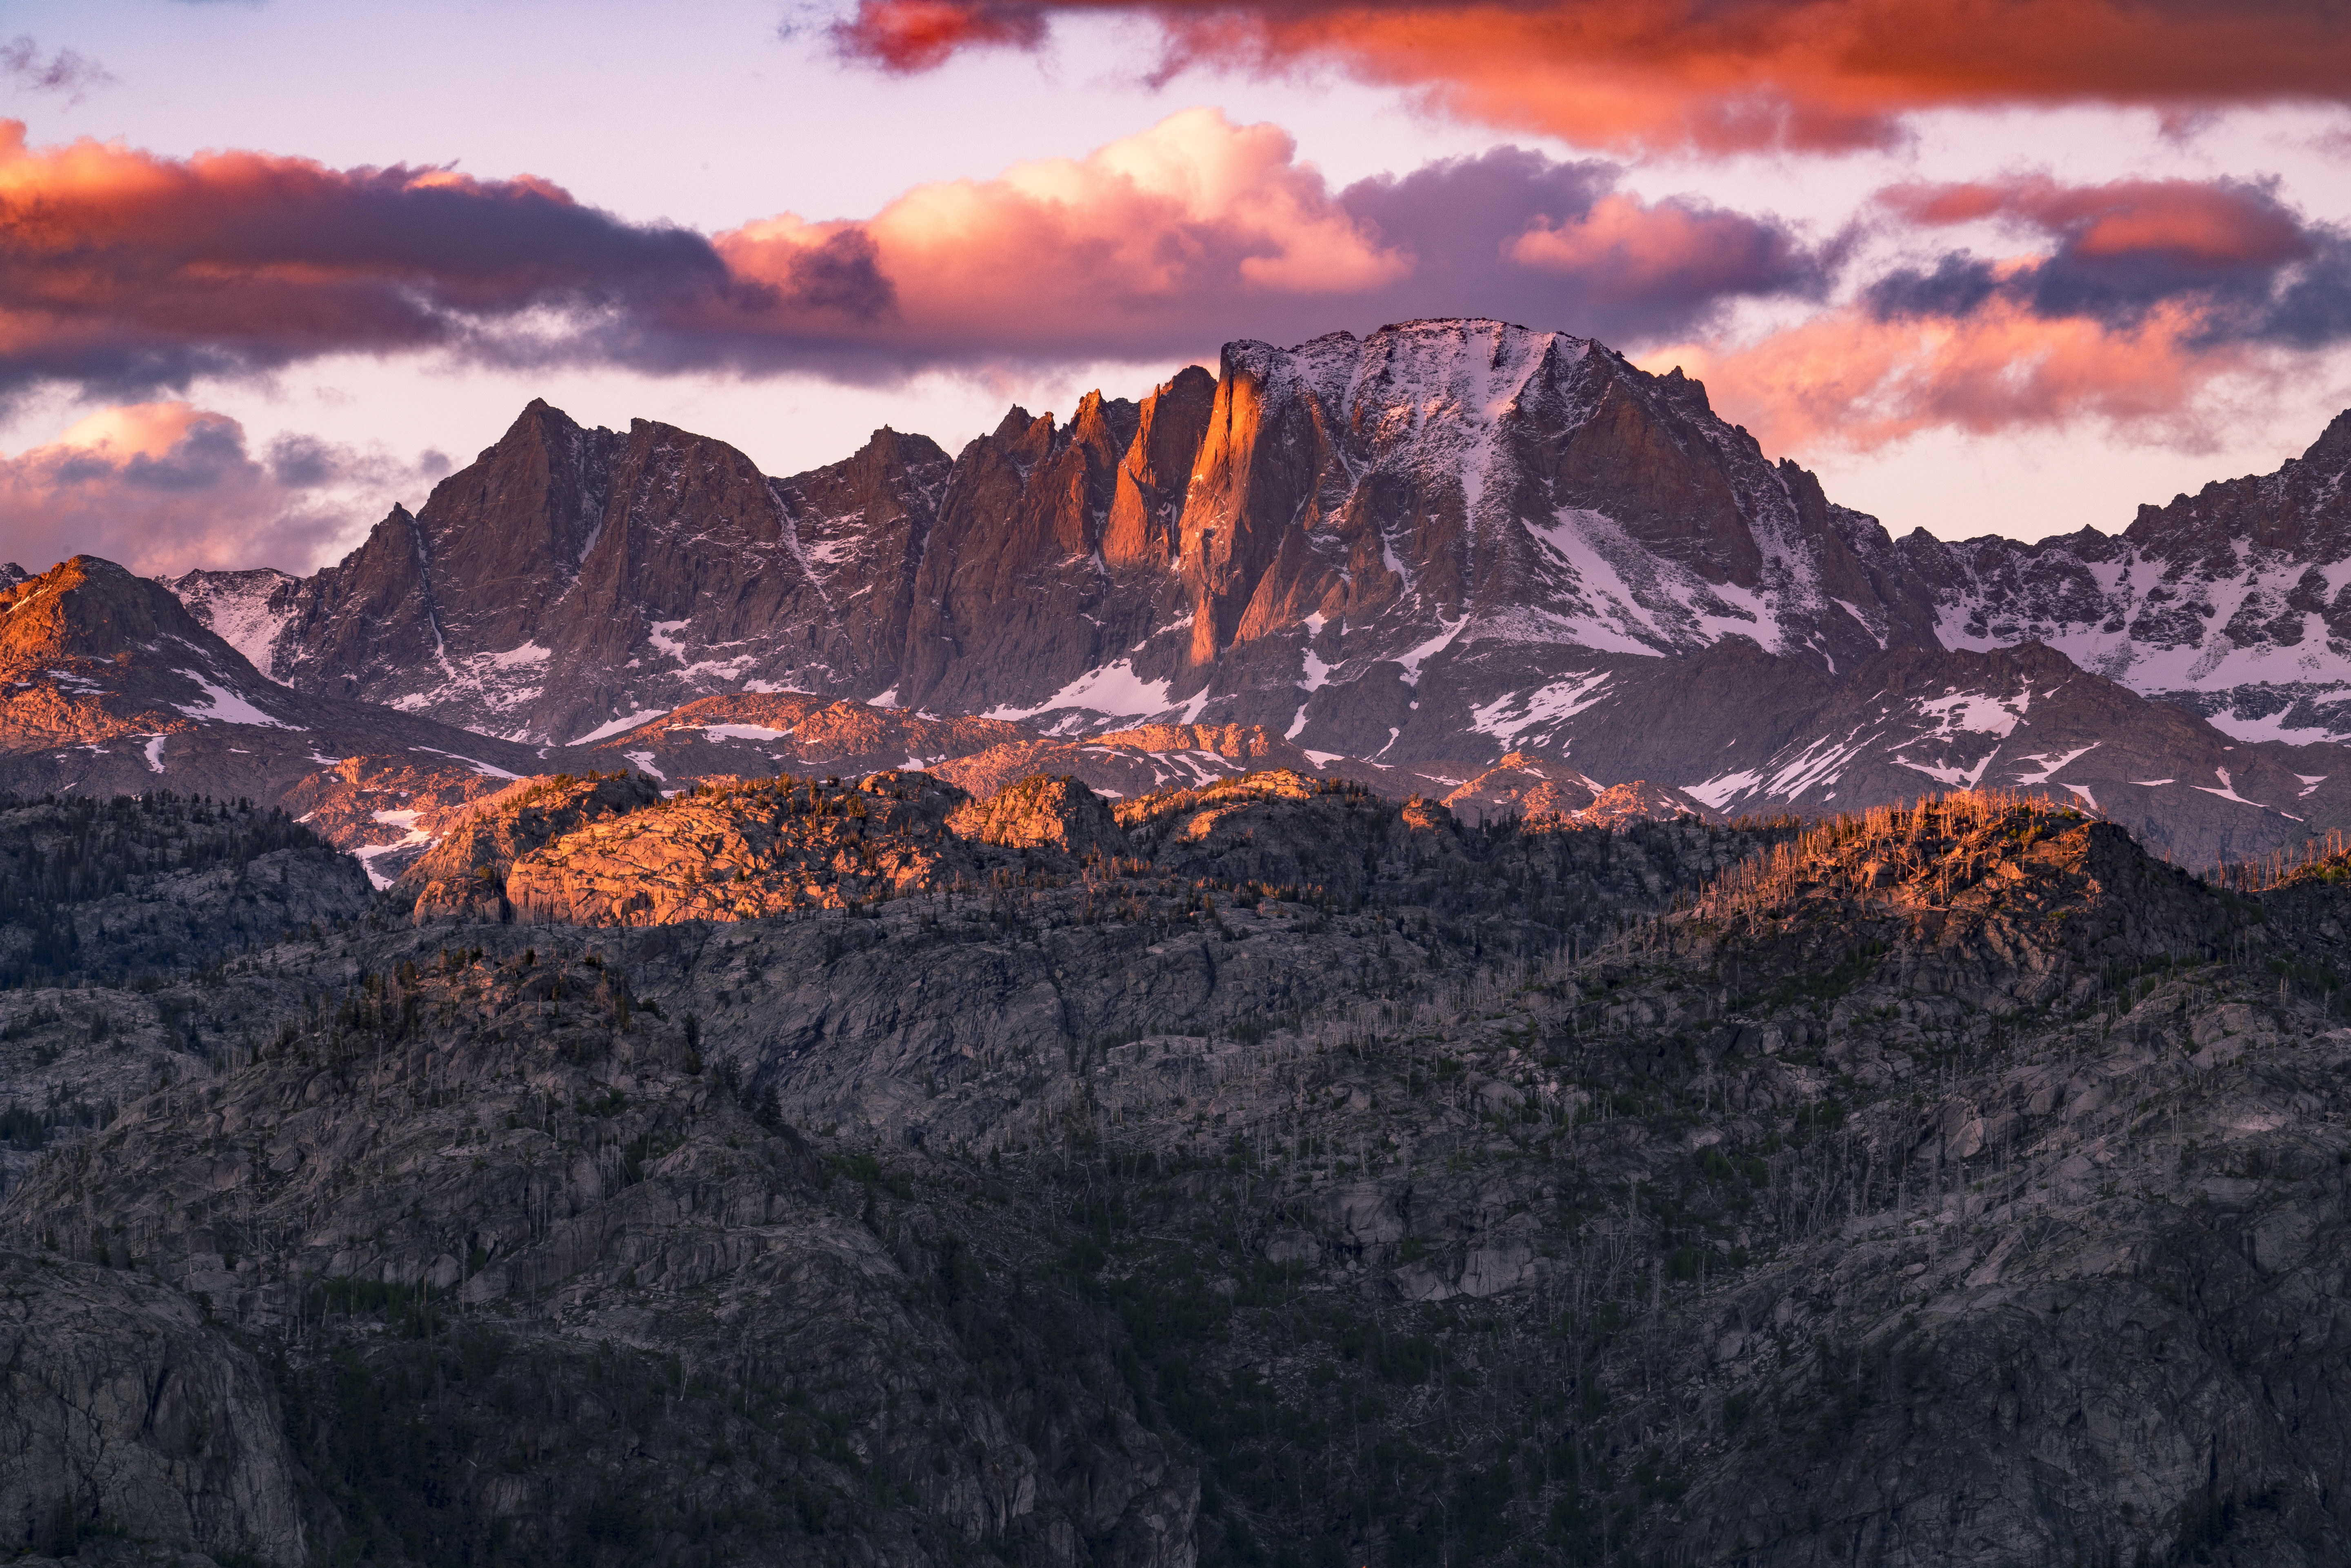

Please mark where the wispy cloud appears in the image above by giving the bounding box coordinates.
[0,36,113,104]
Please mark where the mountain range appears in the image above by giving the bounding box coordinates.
[0,315,2342,869]
[16,318,2351,1565]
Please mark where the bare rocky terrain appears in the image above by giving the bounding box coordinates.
[0,760,2348,1567]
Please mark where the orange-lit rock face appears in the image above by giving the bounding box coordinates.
[513,774,962,925]
[0,558,224,749]
[945,774,1129,859]
[404,771,664,921]
[432,771,980,927]
[403,765,1487,929]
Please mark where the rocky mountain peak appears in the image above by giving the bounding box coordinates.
[1103,365,1215,570]
[1,555,214,662]
[2300,406,2351,468]
[846,423,951,475]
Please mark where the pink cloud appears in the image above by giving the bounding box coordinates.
[669,110,1822,371]
[0,118,725,398]
[1651,299,2255,458]
[0,403,442,577]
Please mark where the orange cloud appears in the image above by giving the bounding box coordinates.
[832,0,2351,151]
[829,0,1047,69]
[1884,177,2312,267]
[702,109,1407,362]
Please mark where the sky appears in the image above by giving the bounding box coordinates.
[0,0,2348,577]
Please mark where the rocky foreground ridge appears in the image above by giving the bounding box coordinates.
[3,769,2351,1566]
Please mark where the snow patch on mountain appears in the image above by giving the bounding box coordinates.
[984,661,1173,724]
[570,708,671,744]
[2011,743,2099,786]
[411,746,522,780]
[696,723,793,741]
[1470,673,1614,747]
[1915,689,2028,739]
[1683,769,1763,811]
[173,669,298,729]
[163,568,294,679]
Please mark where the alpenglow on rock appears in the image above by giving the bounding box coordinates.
[164,322,1935,749]
[149,319,2351,865]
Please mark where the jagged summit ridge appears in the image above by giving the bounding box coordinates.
[131,317,2351,866]
[1903,409,2351,741]
[169,319,1926,751]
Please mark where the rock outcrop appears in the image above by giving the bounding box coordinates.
[499,771,980,924]
[0,1252,308,1565]
[944,775,1129,859]
[404,770,662,922]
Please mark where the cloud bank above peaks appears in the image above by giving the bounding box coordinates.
[0,110,1823,391]
[831,0,2351,152]
[682,114,1829,370]
[3,110,2346,469]
[1654,175,2351,457]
